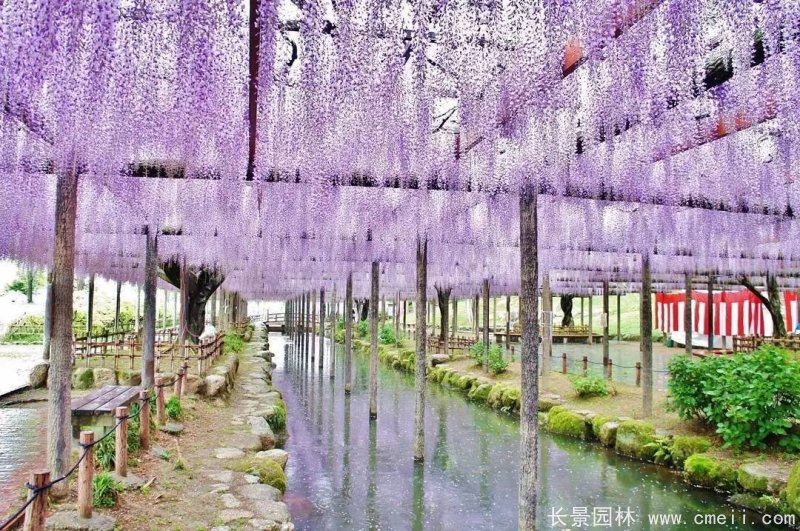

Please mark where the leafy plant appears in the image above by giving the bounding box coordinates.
[644,436,675,467]
[488,345,508,374]
[166,395,182,420]
[92,473,123,508]
[268,401,287,432]
[667,347,800,450]
[357,320,369,339]
[569,373,610,398]
[378,324,397,345]
[223,331,245,354]
[95,434,116,471]
[469,341,485,365]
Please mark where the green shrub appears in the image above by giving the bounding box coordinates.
[569,373,610,398]
[92,473,123,508]
[469,341,484,365]
[95,434,116,471]
[223,332,245,354]
[166,395,182,420]
[378,324,397,345]
[2,314,44,343]
[644,436,675,467]
[667,347,800,450]
[357,320,369,339]
[488,346,508,374]
[268,400,287,432]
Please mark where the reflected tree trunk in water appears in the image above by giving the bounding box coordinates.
[345,273,354,393]
[369,261,379,419]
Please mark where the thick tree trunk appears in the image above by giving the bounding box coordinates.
[42,270,53,360]
[560,295,574,326]
[451,298,457,339]
[369,262,379,418]
[87,274,95,341]
[518,188,539,530]
[160,259,224,342]
[684,273,693,355]
[414,237,428,461]
[642,254,653,417]
[113,281,122,333]
[345,273,354,393]
[47,168,78,496]
[142,232,158,388]
[505,295,511,350]
[482,279,490,372]
[740,274,787,338]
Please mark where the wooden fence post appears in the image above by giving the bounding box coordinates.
[582,356,588,373]
[78,431,94,519]
[173,368,183,397]
[181,362,189,397]
[115,407,128,477]
[23,469,49,531]
[561,352,567,374]
[156,377,166,426]
[635,362,642,387]
[139,390,150,449]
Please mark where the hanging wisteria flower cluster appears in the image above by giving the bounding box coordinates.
[1,0,799,297]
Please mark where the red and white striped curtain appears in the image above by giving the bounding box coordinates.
[655,291,799,337]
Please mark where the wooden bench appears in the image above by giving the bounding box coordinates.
[71,385,141,441]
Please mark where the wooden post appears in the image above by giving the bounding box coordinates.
[616,293,622,341]
[580,296,584,326]
[174,367,184,397]
[114,280,122,334]
[642,254,654,417]
[541,274,552,384]
[482,279,490,373]
[42,270,53,360]
[608,359,613,379]
[602,280,610,378]
[115,406,128,477]
[685,273,693,355]
[78,431,94,519]
[451,298,458,339]
[588,295,593,344]
[369,261,379,419]
[139,390,150,449]
[345,273,353,393]
[142,231,158,388]
[561,352,567,374]
[319,288,325,370]
[23,470,49,531]
[394,291,400,342]
[414,237,428,462]
[582,356,588,373]
[505,295,511,351]
[473,294,479,340]
[403,298,407,337]
[87,274,95,346]
[311,289,317,361]
[518,187,539,530]
[181,362,189,396]
[635,362,642,387]
[330,291,336,378]
[707,274,714,350]
[510,345,515,361]
[156,377,166,425]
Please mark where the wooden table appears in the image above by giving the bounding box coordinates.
[71,385,141,440]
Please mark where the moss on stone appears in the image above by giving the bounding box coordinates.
[228,457,287,494]
[590,415,614,439]
[548,408,591,440]
[538,411,549,428]
[598,421,619,447]
[538,398,562,412]
[487,385,505,409]
[615,420,657,462]
[457,375,475,390]
[684,454,738,493]
[728,493,788,516]
[671,435,712,469]
[501,387,521,411]
[467,383,492,402]
[72,368,95,390]
[782,461,800,515]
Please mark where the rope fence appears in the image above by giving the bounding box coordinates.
[0,380,183,531]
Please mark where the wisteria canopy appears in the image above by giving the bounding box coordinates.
[1,0,799,297]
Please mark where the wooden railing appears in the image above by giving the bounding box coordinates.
[732,336,800,354]
[426,335,476,354]
[72,331,226,375]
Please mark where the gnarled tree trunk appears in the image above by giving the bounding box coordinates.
[160,259,224,341]
[560,295,574,326]
[740,273,787,338]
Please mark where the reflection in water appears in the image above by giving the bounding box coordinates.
[0,407,46,515]
[273,333,780,530]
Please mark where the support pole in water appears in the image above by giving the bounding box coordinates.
[603,279,610,378]
[642,254,653,417]
[482,279,490,373]
[518,186,540,530]
[369,261,379,419]
[311,289,317,362]
[319,288,325,370]
[345,273,354,393]
[685,273,693,355]
[414,237,428,461]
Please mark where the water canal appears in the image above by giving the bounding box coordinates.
[271,333,781,530]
